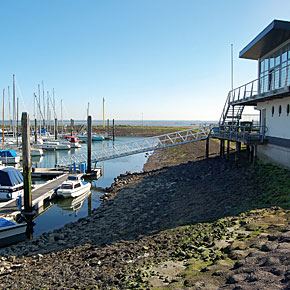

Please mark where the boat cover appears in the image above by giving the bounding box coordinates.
[0,218,15,228]
[0,167,23,186]
[0,150,18,158]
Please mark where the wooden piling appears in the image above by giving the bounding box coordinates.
[112,119,115,141]
[70,119,74,136]
[87,116,92,173]
[22,112,32,214]
[34,118,37,143]
[227,140,230,155]
[205,137,209,158]
[220,139,225,157]
[250,145,254,163]
[54,118,58,140]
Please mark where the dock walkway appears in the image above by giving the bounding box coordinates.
[0,173,69,219]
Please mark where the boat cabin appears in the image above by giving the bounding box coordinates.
[0,166,23,201]
[64,136,79,143]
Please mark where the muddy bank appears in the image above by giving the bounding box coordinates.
[0,141,289,289]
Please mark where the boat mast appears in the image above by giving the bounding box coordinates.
[16,97,19,146]
[2,89,5,149]
[42,81,45,130]
[61,99,63,134]
[8,86,11,132]
[12,75,16,139]
[38,84,41,137]
[103,97,105,129]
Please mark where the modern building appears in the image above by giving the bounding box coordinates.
[214,19,290,168]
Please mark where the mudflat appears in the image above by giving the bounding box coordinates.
[0,133,289,290]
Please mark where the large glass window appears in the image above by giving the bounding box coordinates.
[259,41,290,93]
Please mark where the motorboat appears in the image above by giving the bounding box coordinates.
[0,166,23,201]
[35,140,70,150]
[64,136,82,148]
[0,218,27,248]
[77,134,105,142]
[30,148,44,156]
[57,175,91,198]
[0,150,20,164]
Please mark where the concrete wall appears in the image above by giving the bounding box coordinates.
[256,96,290,139]
[256,96,290,168]
[257,143,290,169]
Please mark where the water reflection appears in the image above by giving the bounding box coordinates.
[31,137,149,236]
[57,190,91,216]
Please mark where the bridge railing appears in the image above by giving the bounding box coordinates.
[56,126,211,167]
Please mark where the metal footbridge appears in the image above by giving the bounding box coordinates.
[56,126,211,167]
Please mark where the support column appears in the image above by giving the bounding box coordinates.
[220,139,225,157]
[205,138,209,158]
[54,118,58,140]
[235,142,241,152]
[250,145,254,163]
[87,115,92,173]
[227,140,230,155]
[22,112,32,214]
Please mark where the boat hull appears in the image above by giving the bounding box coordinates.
[0,219,27,248]
[57,183,91,198]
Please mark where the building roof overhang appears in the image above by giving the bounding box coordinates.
[239,20,290,60]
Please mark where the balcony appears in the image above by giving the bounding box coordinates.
[229,63,290,106]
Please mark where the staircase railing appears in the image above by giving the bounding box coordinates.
[219,62,290,125]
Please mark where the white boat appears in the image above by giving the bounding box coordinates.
[64,136,82,148]
[35,140,70,150]
[57,175,91,198]
[30,148,43,156]
[0,150,20,164]
[0,218,27,247]
[0,166,23,201]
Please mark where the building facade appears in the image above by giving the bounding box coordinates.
[217,20,290,168]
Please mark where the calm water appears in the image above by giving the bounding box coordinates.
[31,137,149,237]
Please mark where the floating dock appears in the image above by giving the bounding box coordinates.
[0,167,102,219]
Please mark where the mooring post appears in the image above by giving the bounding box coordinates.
[70,119,74,136]
[205,138,209,158]
[22,112,32,215]
[34,118,37,143]
[87,115,92,173]
[55,118,58,140]
[112,118,115,141]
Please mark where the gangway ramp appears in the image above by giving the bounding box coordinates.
[57,126,211,167]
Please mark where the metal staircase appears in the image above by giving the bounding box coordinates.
[56,126,211,167]
[219,91,245,125]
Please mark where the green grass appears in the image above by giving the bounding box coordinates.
[252,161,290,209]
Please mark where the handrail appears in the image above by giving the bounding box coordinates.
[229,62,290,104]
[56,126,212,167]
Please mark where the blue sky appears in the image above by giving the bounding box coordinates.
[1,0,290,121]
